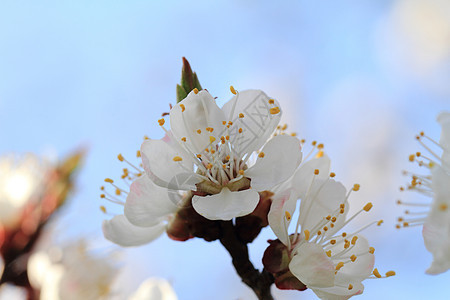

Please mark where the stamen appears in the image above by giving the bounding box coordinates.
[158,118,165,126]
[230,86,237,95]
[363,202,373,212]
[258,152,265,158]
[270,107,280,114]
[373,268,381,278]
[193,88,199,94]
[385,271,396,277]
[369,247,375,254]
[173,156,183,162]
[268,99,275,104]
[239,113,244,118]
[180,104,185,112]
[285,211,292,221]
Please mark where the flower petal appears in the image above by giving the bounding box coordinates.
[312,273,364,300]
[192,187,259,220]
[141,138,200,190]
[128,278,178,300]
[268,188,297,246]
[437,111,450,169]
[246,135,302,191]
[170,90,226,154]
[222,90,281,155]
[292,154,331,199]
[289,243,335,288]
[102,215,165,247]
[124,175,178,227]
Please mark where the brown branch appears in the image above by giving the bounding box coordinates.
[219,221,274,300]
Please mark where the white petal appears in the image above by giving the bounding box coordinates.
[312,273,364,300]
[222,90,281,155]
[192,187,259,220]
[246,135,302,191]
[298,179,347,235]
[124,175,178,227]
[102,215,165,247]
[289,243,335,288]
[128,278,178,300]
[141,138,200,190]
[292,154,331,199]
[437,111,450,169]
[268,189,297,246]
[27,251,53,289]
[170,90,226,154]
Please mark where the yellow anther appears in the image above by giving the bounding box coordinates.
[351,236,358,245]
[238,128,243,133]
[210,136,216,143]
[326,215,331,220]
[239,113,244,118]
[369,247,375,254]
[440,203,448,211]
[373,268,382,278]
[312,141,317,146]
[225,155,230,160]
[315,150,324,158]
[197,154,202,158]
[300,139,306,143]
[326,250,332,257]
[181,137,187,142]
[408,154,415,162]
[342,232,347,237]
[335,262,344,270]
[226,135,230,140]
[173,156,183,162]
[281,124,287,130]
[104,178,114,183]
[416,152,421,157]
[239,169,245,175]
[317,231,322,235]
[258,152,265,158]
[117,154,124,162]
[268,99,275,104]
[285,211,291,221]
[180,104,185,112]
[385,271,396,277]
[350,255,357,262]
[330,239,336,245]
[340,209,345,214]
[348,284,353,290]
[144,135,150,140]
[403,222,409,227]
[344,240,350,249]
[197,129,202,134]
[100,206,107,213]
[228,121,233,126]
[136,150,141,157]
[323,226,328,231]
[330,172,336,178]
[222,164,227,169]
[330,223,335,228]
[230,86,237,95]
[193,88,199,94]
[268,106,281,115]
[429,161,435,168]
[158,118,165,126]
[363,202,373,212]
[331,217,336,222]
[353,184,360,191]
[100,194,106,198]
[115,189,121,196]
[317,143,324,149]
[291,132,297,136]
[420,131,424,136]
[100,186,105,191]
[211,149,216,154]
[207,163,213,169]
[396,224,401,229]
[222,121,227,125]
[340,203,345,209]
[377,220,384,226]
[304,230,310,241]
[399,187,405,191]
[314,169,319,175]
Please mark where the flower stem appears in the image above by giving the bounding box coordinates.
[219,221,274,300]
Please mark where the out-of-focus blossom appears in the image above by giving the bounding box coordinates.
[28,240,116,300]
[128,278,177,300]
[398,111,450,274]
[265,153,394,299]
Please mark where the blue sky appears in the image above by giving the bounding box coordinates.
[1,1,449,299]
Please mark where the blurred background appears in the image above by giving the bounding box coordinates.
[0,0,449,299]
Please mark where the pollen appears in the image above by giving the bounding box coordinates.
[353,184,360,191]
[100,186,105,191]
[239,169,245,175]
[285,211,291,221]
[373,268,382,278]
[238,128,243,133]
[317,143,324,149]
[363,202,373,212]
[268,99,275,104]
[226,135,230,140]
[117,154,124,162]
[326,250,332,257]
[115,189,121,196]
[193,88,199,94]
[222,121,227,125]
[348,284,353,290]
[369,247,375,254]
[173,156,183,162]
[210,136,216,143]
[104,178,114,183]
[331,217,336,222]
[330,172,336,178]
[100,194,105,198]
[239,113,244,118]
[385,271,396,277]
[270,107,280,114]
[197,129,202,134]
[314,169,319,175]
[228,121,233,126]
[315,150,324,158]
[100,206,107,213]
[136,150,141,157]
[230,85,237,95]
[350,255,357,262]
[408,154,415,162]
[158,118,165,126]
[180,104,185,112]
[342,232,347,237]
[323,226,328,231]
[335,262,344,271]
[330,239,336,245]
[258,152,265,158]
[304,230,310,240]
[197,154,202,158]
[326,215,331,220]
[351,236,358,245]
[181,137,187,142]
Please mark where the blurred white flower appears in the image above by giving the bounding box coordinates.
[398,111,450,274]
[28,240,116,300]
[268,155,393,299]
[128,278,177,300]
[0,154,48,227]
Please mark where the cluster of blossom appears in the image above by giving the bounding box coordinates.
[101,85,395,299]
[398,112,450,274]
